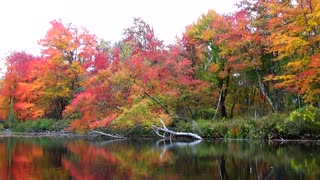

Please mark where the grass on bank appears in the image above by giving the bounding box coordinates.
[0,119,72,132]
[1,105,320,139]
[175,105,320,139]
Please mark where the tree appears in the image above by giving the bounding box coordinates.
[38,19,98,119]
[214,5,279,113]
[64,18,200,132]
[0,52,45,121]
[263,0,320,106]
[182,10,245,118]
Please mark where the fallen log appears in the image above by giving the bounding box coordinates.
[152,119,202,140]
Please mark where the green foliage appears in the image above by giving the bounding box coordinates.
[250,114,287,139]
[8,98,16,128]
[111,98,171,133]
[284,105,320,138]
[13,119,71,132]
[175,110,320,139]
[289,105,320,122]
[174,120,193,132]
[198,120,228,138]
[0,122,4,130]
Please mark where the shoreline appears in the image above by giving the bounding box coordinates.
[1,130,320,143]
[0,130,88,138]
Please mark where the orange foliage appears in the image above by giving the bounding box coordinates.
[64,18,199,131]
[265,0,320,103]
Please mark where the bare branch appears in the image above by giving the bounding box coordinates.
[144,90,169,114]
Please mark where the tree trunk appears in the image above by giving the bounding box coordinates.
[215,72,230,119]
[218,155,229,180]
[8,96,15,124]
[144,90,169,114]
[220,98,228,118]
[230,98,237,119]
[255,68,277,112]
[219,87,228,118]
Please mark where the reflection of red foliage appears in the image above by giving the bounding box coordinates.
[0,143,8,178]
[67,141,118,164]
[0,143,44,179]
[62,141,126,180]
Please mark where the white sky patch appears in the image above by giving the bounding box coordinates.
[0,0,238,71]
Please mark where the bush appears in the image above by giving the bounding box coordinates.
[174,119,228,138]
[249,114,286,139]
[289,105,320,122]
[198,120,228,138]
[182,108,320,140]
[177,106,320,139]
[12,119,71,132]
[175,120,193,132]
[173,112,311,139]
[283,105,320,138]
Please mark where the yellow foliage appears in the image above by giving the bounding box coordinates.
[202,30,214,41]
[111,98,172,131]
[263,74,274,82]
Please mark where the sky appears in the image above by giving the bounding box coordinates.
[0,0,238,71]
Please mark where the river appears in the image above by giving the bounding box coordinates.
[0,137,319,179]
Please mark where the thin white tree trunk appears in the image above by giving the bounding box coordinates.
[255,68,277,112]
[213,89,222,120]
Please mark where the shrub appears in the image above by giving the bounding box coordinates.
[12,119,71,132]
[174,113,296,139]
[38,119,54,130]
[247,113,287,139]
[284,105,320,138]
[197,120,227,138]
[175,120,193,132]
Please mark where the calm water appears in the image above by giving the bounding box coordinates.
[0,137,319,180]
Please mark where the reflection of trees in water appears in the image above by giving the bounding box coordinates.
[163,141,320,179]
[155,139,202,159]
[203,153,307,180]
[217,155,228,180]
[0,138,69,179]
[45,146,68,167]
[152,140,320,179]
[0,138,319,179]
[216,155,290,180]
[61,139,179,179]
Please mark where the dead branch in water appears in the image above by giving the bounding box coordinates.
[152,119,202,140]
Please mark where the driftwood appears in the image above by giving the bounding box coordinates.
[90,131,127,139]
[152,119,202,140]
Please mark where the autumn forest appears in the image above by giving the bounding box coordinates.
[0,0,320,137]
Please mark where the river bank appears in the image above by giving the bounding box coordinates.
[0,129,82,138]
[1,129,320,144]
[1,106,320,140]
